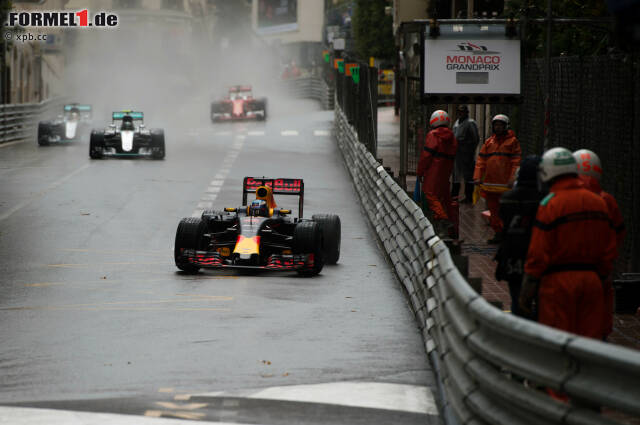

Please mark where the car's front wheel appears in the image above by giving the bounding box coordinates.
[293,221,324,277]
[312,214,341,264]
[89,130,104,159]
[37,122,50,146]
[174,217,206,273]
[151,129,165,159]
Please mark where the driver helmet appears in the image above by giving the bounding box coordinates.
[250,199,268,217]
[121,116,135,131]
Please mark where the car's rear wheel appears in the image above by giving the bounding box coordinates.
[89,130,104,159]
[151,130,165,159]
[293,221,324,277]
[312,214,341,264]
[174,217,207,273]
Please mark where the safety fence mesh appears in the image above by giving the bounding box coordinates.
[518,55,639,273]
[335,62,378,157]
[402,54,639,272]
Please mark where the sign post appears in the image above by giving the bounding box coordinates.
[422,23,521,104]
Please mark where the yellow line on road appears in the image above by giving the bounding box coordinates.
[62,248,167,257]
[47,262,171,268]
[175,293,233,299]
[174,394,192,401]
[155,401,208,410]
[1,296,233,312]
[23,275,239,288]
[144,410,206,420]
[0,306,231,312]
[5,297,232,308]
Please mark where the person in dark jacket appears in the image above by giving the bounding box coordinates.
[494,155,544,317]
[451,105,480,203]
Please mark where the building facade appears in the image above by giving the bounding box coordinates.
[2,0,211,104]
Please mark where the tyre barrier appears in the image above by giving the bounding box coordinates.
[282,77,334,110]
[334,103,640,425]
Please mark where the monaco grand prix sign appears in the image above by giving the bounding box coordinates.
[423,27,521,101]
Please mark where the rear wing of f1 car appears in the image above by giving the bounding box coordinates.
[242,177,304,218]
[230,85,252,92]
[64,104,92,119]
[112,111,144,121]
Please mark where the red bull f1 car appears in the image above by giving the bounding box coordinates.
[38,103,92,145]
[174,177,340,276]
[89,110,165,159]
[210,85,267,122]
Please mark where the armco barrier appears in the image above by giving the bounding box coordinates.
[0,98,64,144]
[283,76,334,110]
[335,103,640,425]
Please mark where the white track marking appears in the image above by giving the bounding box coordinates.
[0,140,26,148]
[0,164,90,222]
[191,135,245,217]
[0,406,246,424]
[281,130,299,136]
[193,382,438,415]
[314,130,330,136]
[247,131,264,136]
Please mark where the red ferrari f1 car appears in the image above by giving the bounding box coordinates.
[210,86,267,122]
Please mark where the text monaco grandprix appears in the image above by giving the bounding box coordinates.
[5,11,118,28]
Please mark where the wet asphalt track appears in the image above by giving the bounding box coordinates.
[0,99,440,424]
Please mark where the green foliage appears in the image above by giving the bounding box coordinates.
[352,0,394,61]
[505,0,613,57]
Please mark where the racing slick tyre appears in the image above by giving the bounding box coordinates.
[293,221,324,277]
[151,129,165,160]
[174,217,207,274]
[211,103,222,123]
[89,130,104,159]
[312,214,341,265]
[257,99,267,121]
[37,122,50,146]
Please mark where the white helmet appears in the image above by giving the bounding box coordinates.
[573,149,603,181]
[539,147,578,183]
[429,110,450,128]
[492,114,510,127]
